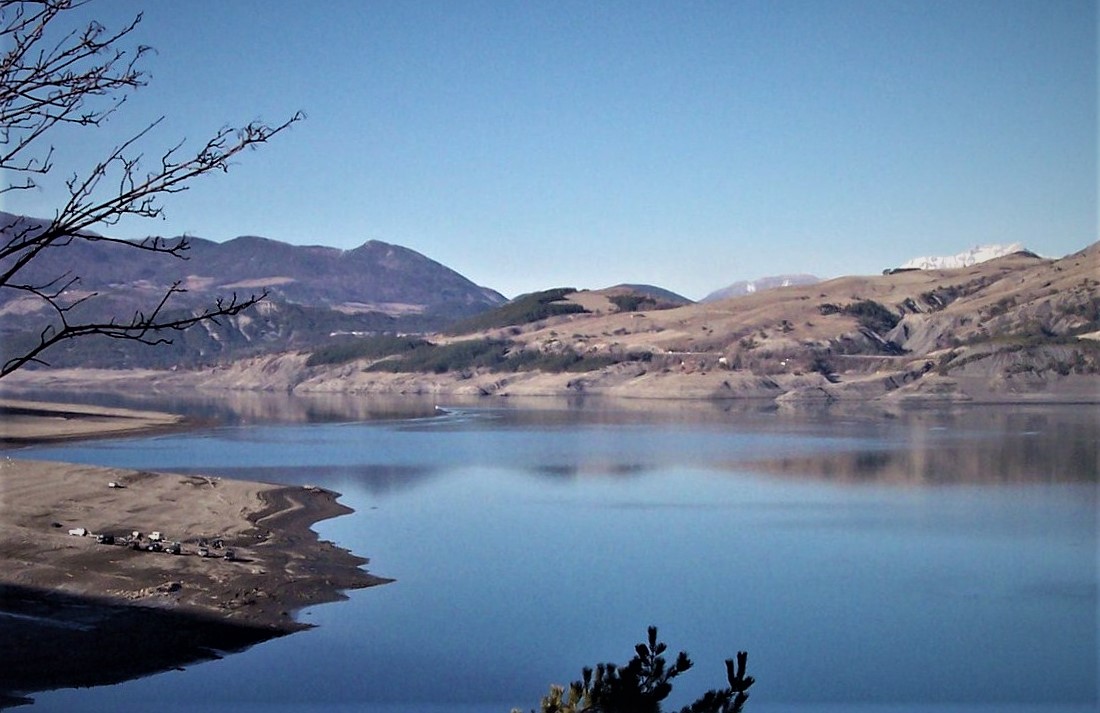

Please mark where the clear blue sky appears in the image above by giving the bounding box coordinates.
[7,0,1096,299]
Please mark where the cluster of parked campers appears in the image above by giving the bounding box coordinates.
[66,526,236,561]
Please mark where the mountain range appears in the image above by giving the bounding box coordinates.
[2,212,1096,404]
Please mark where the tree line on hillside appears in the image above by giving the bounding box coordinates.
[306,334,653,374]
[445,288,588,334]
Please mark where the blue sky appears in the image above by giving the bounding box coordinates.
[6,0,1096,299]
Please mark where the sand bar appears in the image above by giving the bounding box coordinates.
[0,400,386,628]
[0,458,385,629]
[0,400,387,705]
[0,398,185,443]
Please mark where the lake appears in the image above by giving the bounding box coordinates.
[7,396,1098,712]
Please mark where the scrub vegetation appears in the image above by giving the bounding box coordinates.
[818,300,901,333]
[514,626,753,713]
[446,288,588,334]
[306,335,653,374]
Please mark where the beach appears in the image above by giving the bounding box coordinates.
[0,458,386,627]
[0,400,386,706]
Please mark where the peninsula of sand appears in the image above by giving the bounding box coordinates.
[0,400,386,706]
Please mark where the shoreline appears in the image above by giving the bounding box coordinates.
[0,458,387,633]
[2,362,1097,405]
[0,399,388,704]
[0,398,191,446]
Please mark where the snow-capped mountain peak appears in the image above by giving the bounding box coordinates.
[900,243,1028,270]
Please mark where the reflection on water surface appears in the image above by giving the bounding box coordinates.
[6,392,1098,712]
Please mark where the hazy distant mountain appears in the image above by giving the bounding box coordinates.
[0,215,505,317]
[0,212,506,368]
[899,243,1030,270]
[702,274,819,302]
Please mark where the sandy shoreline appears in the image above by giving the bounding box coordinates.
[0,400,387,705]
[0,398,187,444]
[3,361,1098,405]
[0,458,386,630]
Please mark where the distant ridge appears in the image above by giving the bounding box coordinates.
[702,274,819,303]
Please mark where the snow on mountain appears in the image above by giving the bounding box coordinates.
[702,274,820,302]
[900,243,1028,270]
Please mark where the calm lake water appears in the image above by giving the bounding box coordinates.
[8,396,1098,713]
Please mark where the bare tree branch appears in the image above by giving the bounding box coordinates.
[1,282,269,378]
[0,0,302,378]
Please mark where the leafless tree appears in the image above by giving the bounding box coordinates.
[0,0,302,378]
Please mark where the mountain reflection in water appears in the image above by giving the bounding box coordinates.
[744,424,1097,485]
[4,392,1097,712]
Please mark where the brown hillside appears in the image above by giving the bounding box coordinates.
[5,244,1096,404]
[431,244,1099,402]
